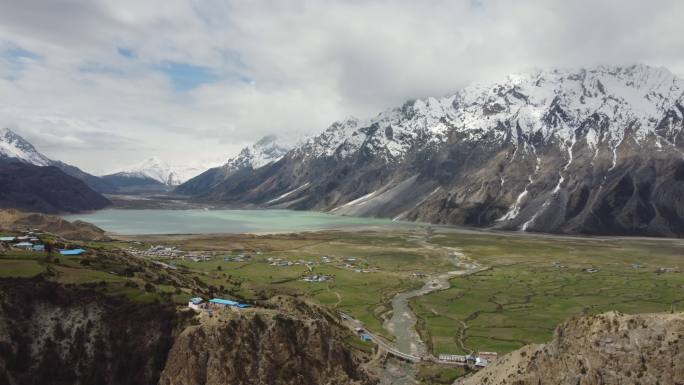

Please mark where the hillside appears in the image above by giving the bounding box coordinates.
[456,311,684,385]
[0,162,110,214]
[0,279,376,385]
[183,65,684,237]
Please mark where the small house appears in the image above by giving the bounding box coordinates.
[0,236,16,242]
[475,357,488,368]
[14,242,33,250]
[188,297,204,310]
[478,351,498,362]
[32,245,45,252]
[59,249,86,256]
[208,298,251,310]
[361,334,373,342]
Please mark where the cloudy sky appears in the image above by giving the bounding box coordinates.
[1,0,683,174]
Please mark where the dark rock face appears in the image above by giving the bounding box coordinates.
[52,160,118,194]
[0,162,110,213]
[0,279,183,385]
[183,65,684,237]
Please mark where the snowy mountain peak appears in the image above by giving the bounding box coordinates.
[223,135,291,171]
[290,64,684,164]
[0,128,52,166]
[111,157,182,186]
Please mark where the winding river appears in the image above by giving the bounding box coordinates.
[380,238,485,384]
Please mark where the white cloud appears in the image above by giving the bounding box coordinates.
[0,0,682,174]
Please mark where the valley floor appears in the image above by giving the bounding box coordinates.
[2,224,684,383]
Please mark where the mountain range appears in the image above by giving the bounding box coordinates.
[176,64,684,237]
[0,128,213,194]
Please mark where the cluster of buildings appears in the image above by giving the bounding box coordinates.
[126,245,184,258]
[267,257,316,267]
[187,297,251,311]
[0,233,44,252]
[301,274,333,282]
[438,351,498,368]
[185,254,212,262]
[224,253,251,262]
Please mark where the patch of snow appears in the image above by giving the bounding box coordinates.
[266,183,311,205]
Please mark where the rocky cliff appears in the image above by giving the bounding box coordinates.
[456,311,684,385]
[0,279,375,385]
[159,296,375,385]
[0,278,185,385]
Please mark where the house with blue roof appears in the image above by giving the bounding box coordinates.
[59,248,86,256]
[208,298,252,310]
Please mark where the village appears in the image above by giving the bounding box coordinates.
[0,230,86,256]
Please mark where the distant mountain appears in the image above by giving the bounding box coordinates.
[0,127,52,166]
[102,156,219,193]
[181,65,684,237]
[0,127,119,194]
[174,135,291,195]
[0,162,110,213]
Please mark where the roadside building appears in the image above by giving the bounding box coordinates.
[475,357,488,368]
[438,354,466,363]
[478,351,498,362]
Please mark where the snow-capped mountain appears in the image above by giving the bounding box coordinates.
[175,135,291,195]
[185,65,684,237]
[0,128,52,166]
[224,135,291,170]
[0,128,111,212]
[108,157,182,186]
[105,156,218,187]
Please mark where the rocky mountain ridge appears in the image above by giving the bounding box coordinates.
[175,135,291,196]
[180,65,684,237]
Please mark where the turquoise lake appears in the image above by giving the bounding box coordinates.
[64,209,416,235]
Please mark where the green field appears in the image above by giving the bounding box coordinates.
[412,231,684,355]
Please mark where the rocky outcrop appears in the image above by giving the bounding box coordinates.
[0,278,186,385]
[159,296,375,385]
[0,209,108,241]
[456,311,684,385]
